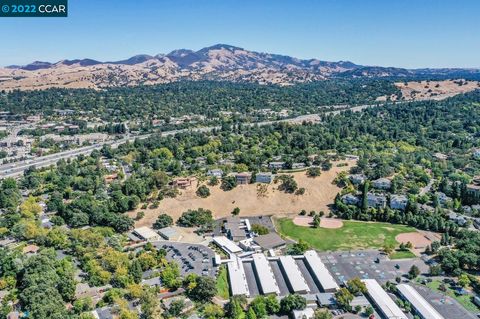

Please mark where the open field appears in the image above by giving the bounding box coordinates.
[395,79,480,101]
[389,250,417,259]
[130,159,355,228]
[276,218,417,251]
[293,215,344,228]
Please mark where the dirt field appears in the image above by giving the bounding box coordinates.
[292,216,344,229]
[130,160,355,227]
[395,79,480,101]
[395,230,441,255]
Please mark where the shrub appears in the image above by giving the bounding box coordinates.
[196,185,211,198]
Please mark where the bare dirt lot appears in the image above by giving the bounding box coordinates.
[292,216,344,229]
[395,230,441,254]
[130,160,355,228]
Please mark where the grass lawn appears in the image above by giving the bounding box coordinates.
[276,218,416,251]
[390,250,417,259]
[216,265,230,299]
[426,279,480,312]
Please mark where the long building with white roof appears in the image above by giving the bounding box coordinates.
[279,256,310,294]
[227,255,250,296]
[252,253,280,295]
[303,250,339,292]
[213,236,243,254]
[362,279,408,319]
[397,284,444,319]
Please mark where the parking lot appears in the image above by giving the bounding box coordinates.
[413,283,477,319]
[153,241,217,277]
[318,250,428,284]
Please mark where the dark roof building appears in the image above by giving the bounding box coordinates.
[224,216,247,241]
[253,233,286,250]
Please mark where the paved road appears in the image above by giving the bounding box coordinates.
[0,101,398,179]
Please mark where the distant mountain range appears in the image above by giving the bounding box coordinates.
[1,44,479,90]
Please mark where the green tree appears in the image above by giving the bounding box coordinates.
[307,167,321,177]
[251,224,269,235]
[246,308,257,319]
[203,303,224,319]
[264,294,280,314]
[221,176,237,191]
[129,260,143,284]
[153,213,173,229]
[196,185,211,198]
[346,277,367,295]
[280,294,306,313]
[335,288,353,311]
[188,276,217,302]
[408,265,420,279]
[313,308,332,319]
[232,207,240,216]
[250,296,267,318]
[287,239,310,255]
[458,273,471,288]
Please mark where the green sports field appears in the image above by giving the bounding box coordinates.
[276,218,416,251]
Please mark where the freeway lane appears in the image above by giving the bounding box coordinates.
[0,102,394,179]
[0,127,207,178]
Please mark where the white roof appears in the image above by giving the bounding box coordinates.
[279,256,310,293]
[397,284,444,319]
[227,255,250,296]
[292,308,314,319]
[252,253,280,295]
[213,236,243,254]
[304,250,339,291]
[133,227,159,240]
[362,279,407,319]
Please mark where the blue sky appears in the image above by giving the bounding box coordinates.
[1,0,479,68]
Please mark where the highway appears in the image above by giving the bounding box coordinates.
[0,102,392,179]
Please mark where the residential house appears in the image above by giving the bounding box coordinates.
[435,192,451,204]
[141,277,161,287]
[372,178,391,190]
[466,176,480,195]
[473,218,480,230]
[473,149,480,160]
[390,195,408,211]
[434,152,448,160]
[23,244,40,255]
[346,154,360,160]
[256,172,273,183]
[292,308,314,319]
[448,212,467,226]
[367,193,387,208]
[172,177,196,189]
[268,162,285,170]
[91,306,114,319]
[207,169,223,178]
[75,283,112,303]
[236,172,251,185]
[163,297,195,314]
[342,194,360,206]
[292,163,306,169]
[349,174,366,185]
